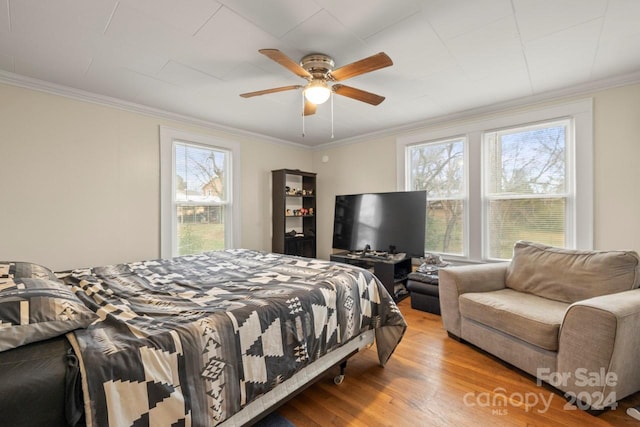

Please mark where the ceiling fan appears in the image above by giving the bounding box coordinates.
[240,49,393,116]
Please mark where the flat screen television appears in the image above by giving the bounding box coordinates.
[332,191,427,257]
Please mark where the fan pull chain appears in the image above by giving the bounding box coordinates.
[330,91,334,139]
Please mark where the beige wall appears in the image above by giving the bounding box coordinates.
[591,84,640,252]
[312,83,640,259]
[311,137,399,259]
[0,83,311,270]
[2,81,639,270]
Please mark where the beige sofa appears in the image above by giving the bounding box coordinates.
[439,241,640,409]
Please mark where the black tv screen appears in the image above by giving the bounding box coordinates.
[332,191,427,257]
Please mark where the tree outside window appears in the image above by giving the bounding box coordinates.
[408,138,465,255]
[174,143,229,256]
[484,120,569,259]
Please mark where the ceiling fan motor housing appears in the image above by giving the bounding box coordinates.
[300,54,335,79]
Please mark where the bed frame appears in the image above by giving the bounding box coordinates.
[221,329,375,426]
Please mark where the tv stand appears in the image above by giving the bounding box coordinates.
[330,252,411,302]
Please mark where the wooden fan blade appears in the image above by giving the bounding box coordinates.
[240,85,302,98]
[329,52,393,82]
[304,100,317,116]
[259,49,311,79]
[332,84,385,106]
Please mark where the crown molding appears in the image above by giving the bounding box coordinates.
[2,67,640,152]
[314,69,640,150]
[0,70,310,150]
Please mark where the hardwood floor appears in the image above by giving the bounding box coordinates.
[276,298,640,426]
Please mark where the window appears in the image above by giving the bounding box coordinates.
[398,99,592,261]
[484,120,570,259]
[407,137,466,256]
[160,127,240,258]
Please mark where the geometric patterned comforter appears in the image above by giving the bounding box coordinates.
[61,249,406,427]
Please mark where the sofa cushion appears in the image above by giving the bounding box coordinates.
[459,288,569,351]
[506,241,640,303]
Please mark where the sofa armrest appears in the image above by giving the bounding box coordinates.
[556,289,640,408]
[439,263,508,337]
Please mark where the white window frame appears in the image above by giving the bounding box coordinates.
[160,126,241,258]
[397,99,593,262]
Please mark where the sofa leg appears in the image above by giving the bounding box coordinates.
[447,331,462,341]
[585,407,608,416]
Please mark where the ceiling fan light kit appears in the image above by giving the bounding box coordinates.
[240,49,393,137]
[303,80,331,105]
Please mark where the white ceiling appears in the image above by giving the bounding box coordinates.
[1,0,639,146]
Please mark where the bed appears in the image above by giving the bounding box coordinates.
[0,249,406,426]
